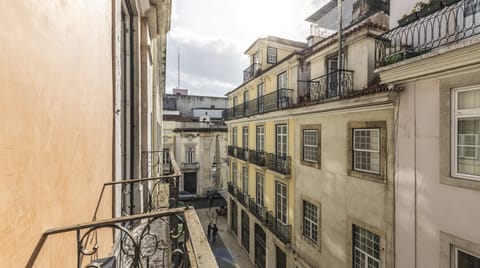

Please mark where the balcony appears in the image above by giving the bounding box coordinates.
[227,182,236,196]
[297,70,354,105]
[243,63,262,82]
[181,162,200,171]
[224,89,293,120]
[228,145,237,157]
[249,150,266,167]
[266,153,291,175]
[265,211,292,244]
[237,147,249,161]
[236,190,248,208]
[162,162,172,175]
[27,152,217,268]
[375,0,480,68]
[248,197,266,222]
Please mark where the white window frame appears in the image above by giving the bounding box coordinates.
[186,147,195,164]
[242,166,249,193]
[276,124,288,157]
[243,126,249,149]
[458,134,479,159]
[275,180,288,224]
[453,246,480,268]
[232,127,238,147]
[303,129,318,162]
[256,172,264,206]
[303,200,318,243]
[353,225,381,268]
[232,162,238,186]
[452,86,480,181]
[267,46,277,64]
[353,128,380,174]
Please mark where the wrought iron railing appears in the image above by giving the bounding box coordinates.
[180,162,200,170]
[227,145,237,157]
[249,150,266,167]
[297,70,354,105]
[162,162,172,175]
[237,147,249,161]
[224,89,293,120]
[248,197,266,223]
[265,211,291,244]
[227,182,236,196]
[243,63,262,82]
[375,0,480,67]
[27,151,218,267]
[236,190,248,208]
[266,153,291,175]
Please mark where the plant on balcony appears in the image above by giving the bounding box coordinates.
[443,0,460,6]
[418,0,444,17]
[383,53,405,65]
[398,3,422,27]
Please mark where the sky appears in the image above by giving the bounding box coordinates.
[165,0,327,97]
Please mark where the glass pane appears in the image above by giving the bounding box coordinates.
[457,249,480,268]
[457,118,480,176]
[458,89,480,110]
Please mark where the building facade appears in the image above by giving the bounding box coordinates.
[376,0,480,267]
[225,3,396,267]
[163,94,229,197]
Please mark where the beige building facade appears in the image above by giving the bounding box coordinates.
[376,0,480,267]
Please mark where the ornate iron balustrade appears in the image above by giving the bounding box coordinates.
[236,190,248,208]
[224,89,293,121]
[266,153,291,175]
[265,211,292,244]
[162,163,172,175]
[297,70,354,105]
[375,0,480,68]
[248,197,266,223]
[237,147,249,161]
[180,162,200,171]
[227,182,236,196]
[249,150,265,167]
[243,63,262,82]
[227,145,237,157]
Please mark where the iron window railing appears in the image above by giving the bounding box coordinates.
[266,153,291,175]
[237,147,249,161]
[248,197,266,223]
[224,89,293,120]
[297,70,354,104]
[227,182,236,196]
[249,150,266,167]
[227,146,238,158]
[236,190,248,208]
[265,211,292,244]
[243,63,262,82]
[375,0,480,67]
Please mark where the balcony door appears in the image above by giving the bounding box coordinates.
[254,224,266,268]
[327,55,338,97]
[277,72,289,108]
[275,181,288,224]
[276,124,287,157]
[257,83,265,113]
[243,91,249,115]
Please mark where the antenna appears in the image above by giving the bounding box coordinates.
[177,48,180,89]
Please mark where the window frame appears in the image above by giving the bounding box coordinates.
[451,86,480,181]
[232,162,238,186]
[352,128,381,175]
[256,125,265,152]
[267,46,277,64]
[302,200,319,243]
[454,246,480,268]
[242,166,249,194]
[256,172,264,206]
[186,147,195,164]
[232,127,238,147]
[352,224,381,268]
[243,126,249,149]
[276,124,288,157]
[275,180,288,224]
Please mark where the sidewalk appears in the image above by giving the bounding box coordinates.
[196,208,254,268]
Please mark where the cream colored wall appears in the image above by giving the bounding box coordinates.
[0,1,113,266]
[292,106,395,268]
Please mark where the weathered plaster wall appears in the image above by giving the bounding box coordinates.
[0,1,113,266]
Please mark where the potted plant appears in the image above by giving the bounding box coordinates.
[418,0,444,17]
[443,0,460,6]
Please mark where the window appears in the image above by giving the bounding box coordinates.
[256,173,264,206]
[303,200,318,243]
[353,225,380,268]
[244,91,249,115]
[232,162,237,186]
[452,87,480,180]
[353,129,380,174]
[277,72,289,108]
[231,200,238,235]
[454,247,480,268]
[233,96,238,116]
[232,127,238,147]
[186,147,195,163]
[242,166,249,193]
[162,149,170,164]
[257,83,265,113]
[303,130,318,162]
[243,126,249,149]
[276,124,288,157]
[275,181,288,224]
[241,210,250,252]
[256,125,265,152]
[267,47,277,64]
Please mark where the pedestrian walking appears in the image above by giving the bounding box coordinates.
[207,223,212,241]
[211,224,219,243]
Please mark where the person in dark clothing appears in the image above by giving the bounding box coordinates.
[209,196,214,207]
[211,224,219,243]
[207,223,212,241]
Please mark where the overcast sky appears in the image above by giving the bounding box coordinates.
[165,0,327,97]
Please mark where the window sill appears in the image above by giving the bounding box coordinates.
[301,160,321,169]
[440,175,480,191]
[301,235,321,252]
[348,169,385,183]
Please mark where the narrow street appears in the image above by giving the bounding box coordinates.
[189,199,254,268]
